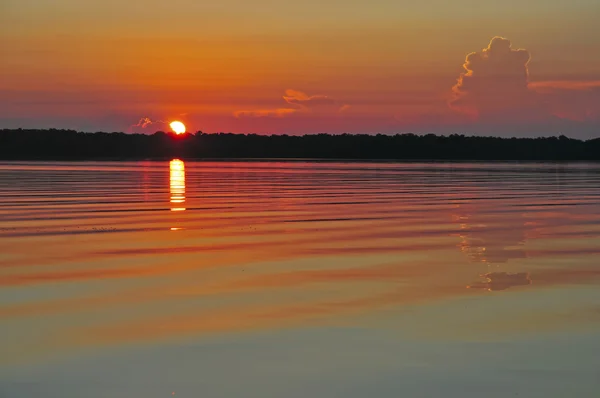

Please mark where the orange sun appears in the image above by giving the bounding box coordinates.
[170,121,186,135]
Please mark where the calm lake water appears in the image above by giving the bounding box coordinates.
[1,160,600,397]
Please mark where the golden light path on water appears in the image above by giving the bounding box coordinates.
[169,159,186,212]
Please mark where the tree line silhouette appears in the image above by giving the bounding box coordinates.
[1,129,599,160]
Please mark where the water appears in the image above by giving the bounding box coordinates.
[1,160,600,397]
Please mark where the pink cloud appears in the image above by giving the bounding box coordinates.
[282,89,336,108]
[128,117,167,132]
[530,80,600,91]
[530,80,600,121]
[233,108,297,118]
[234,89,347,119]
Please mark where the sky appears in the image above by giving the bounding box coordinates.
[1,0,600,137]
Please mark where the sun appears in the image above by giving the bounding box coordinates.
[169,121,186,135]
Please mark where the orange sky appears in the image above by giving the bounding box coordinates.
[1,0,599,137]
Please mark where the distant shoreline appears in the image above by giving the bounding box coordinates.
[1,129,599,161]
[1,158,599,164]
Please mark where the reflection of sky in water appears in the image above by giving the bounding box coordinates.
[450,175,594,292]
[454,209,529,264]
[3,328,600,398]
[1,162,600,397]
[468,272,532,291]
[453,200,534,290]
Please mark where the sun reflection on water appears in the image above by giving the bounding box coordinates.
[170,159,186,212]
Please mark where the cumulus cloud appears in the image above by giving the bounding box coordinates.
[450,37,600,129]
[451,36,538,120]
[235,89,347,119]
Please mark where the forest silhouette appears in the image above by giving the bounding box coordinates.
[1,129,599,161]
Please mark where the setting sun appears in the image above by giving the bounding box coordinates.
[169,121,186,135]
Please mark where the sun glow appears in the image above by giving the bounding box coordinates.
[170,121,186,135]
